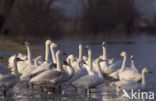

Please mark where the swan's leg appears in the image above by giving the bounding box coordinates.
[3,90,6,96]
[86,89,91,97]
[40,86,44,92]
[58,85,62,94]
[26,82,29,88]
[51,87,56,93]
[31,83,34,89]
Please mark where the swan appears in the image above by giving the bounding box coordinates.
[0,56,22,95]
[98,42,121,75]
[72,49,104,96]
[50,42,59,64]
[31,42,59,75]
[108,52,141,82]
[68,59,88,83]
[119,52,141,82]
[130,55,138,72]
[44,39,52,63]
[111,68,152,90]
[8,53,27,70]
[20,55,43,83]
[78,44,83,60]
[34,56,42,67]
[13,42,34,75]
[29,50,70,87]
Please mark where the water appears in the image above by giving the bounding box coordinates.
[0,35,156,101]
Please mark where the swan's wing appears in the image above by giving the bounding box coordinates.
[108,70,120,79]
[29,70,52,83]
[72,75,100,89]
[119,68,141,81]
[42,70,62,80]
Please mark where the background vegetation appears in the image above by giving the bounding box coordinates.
[0,0,156,41]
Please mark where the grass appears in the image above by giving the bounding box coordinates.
[0,40,43,64]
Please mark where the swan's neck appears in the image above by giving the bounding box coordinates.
[13,61,19,75]
[131,60,136,69]
[26,46,32,65]
[101,45,109,67]
[66,57,71,65]
[50,46,56,64]
[120,55,127,72]
[142,71,146,87]
[102,46,107,60]
[34,57,40,67]
[96,61,103,78]
[67,59,74,77]
[77,62,82,70]
[45,43,50,62]
[88,53,92,71]
[79,45,82,60]
[56,54,62,71]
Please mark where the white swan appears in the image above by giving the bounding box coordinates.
[68,59,88,83]
[31,42,59,75]
[130,55,138,72]
[8,42,32,72]
[0,56,22,95]
[66,44,83,68]
[78,44,82,60]
[111,68,152,90]
[8,53,27,70]
[44,39,52,63]
[20,55,43,83]
[109,52,141,81]
[72,49,104,96]
[29,50,71,87]
[98,42,121,75]
[119,52,141,82]
[50,42,59,64]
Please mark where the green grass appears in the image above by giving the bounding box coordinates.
[0,40,42,54]
[0,40,43,64]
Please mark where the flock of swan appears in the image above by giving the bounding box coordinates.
[0,39,152,97]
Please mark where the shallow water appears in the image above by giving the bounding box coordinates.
[0,35,156,101]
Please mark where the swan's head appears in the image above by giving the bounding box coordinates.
[102,42,107,46]
[56,50,66,56]
[36,55,42,60]
[96,58,106,63]
[67,54,76,61]
[142,68,152,73]
[88,49,92,55]
[45,39,52,45]
[23,42,30,46]
[50,43,59,48]
[130,55,134,60]
[13,56,24,62]
[85,45,91,50]
[120,51,126,57]
[79,44,82,49]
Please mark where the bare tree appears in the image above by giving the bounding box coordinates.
[2,0,62,38]
[81,0,138,36]
[0,0,16,33]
